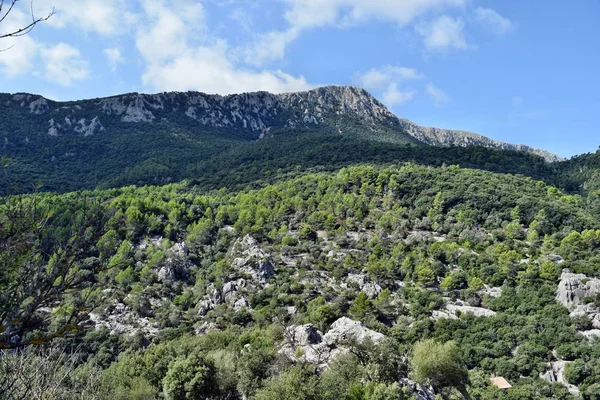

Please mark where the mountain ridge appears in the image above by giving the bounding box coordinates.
[2,86,562,161]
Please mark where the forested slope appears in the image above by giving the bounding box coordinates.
[3,164,600,399]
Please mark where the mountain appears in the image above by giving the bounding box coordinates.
[2,85,558,155]
[0,85,567,194]
[397,119,565,162]
[4,89,600,399]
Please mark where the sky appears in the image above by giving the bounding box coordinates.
[0,0,599,158]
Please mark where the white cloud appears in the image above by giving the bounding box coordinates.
[283,0,468,30]
[382,83,415,106]
[426,83,449,104]
[245,28,300,66]
[40,43,89,86]
[0,9,39,76]
[357,66,423,89]
[416,15,469,52]
[248,0,467,65]
[141,46,312,94]
[356,65,423,107]
[137,0,313,94]
[104,48,125,71]
[474,7,513,36]
[35,0,135,36]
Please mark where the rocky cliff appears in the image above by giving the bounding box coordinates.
[1,86,560,161]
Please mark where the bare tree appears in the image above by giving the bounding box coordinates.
[0,0,54,41]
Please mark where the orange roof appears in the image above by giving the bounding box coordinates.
[490,376,512,389]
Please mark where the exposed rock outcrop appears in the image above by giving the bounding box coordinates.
[88,302,159,336]
[556,270,600,338]
[280,317,385,367]
[230,235,275,282]
[540,360,580,397]
[344,273,382,298]
[432,300,497,320]
[397,118,564,162]
[323,317,385,346]
[556,271,600,310]
[156,241,192,283]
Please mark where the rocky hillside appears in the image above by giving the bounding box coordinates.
[2,86,560,161]
[4,164,600,398]
[398,119,564,162]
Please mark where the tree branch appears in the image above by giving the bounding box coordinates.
[0,0,53,40]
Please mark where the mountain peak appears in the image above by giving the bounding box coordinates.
[1,86,562,161]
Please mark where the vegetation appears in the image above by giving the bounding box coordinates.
[2,158,600,398]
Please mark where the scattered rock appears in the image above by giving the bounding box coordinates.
[540,360,580,397]
[345,273,382,298]
[230,235,275,282]
[88,302,159,336]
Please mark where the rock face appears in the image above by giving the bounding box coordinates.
[540,360,580,397]
[279,317,385,367]
[556,271,600,310]
[323,317,385,346]
[397,118,564,162]
[1,87,560,161]
[556,270,600,336]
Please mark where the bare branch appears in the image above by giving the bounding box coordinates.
[0,0,53,40]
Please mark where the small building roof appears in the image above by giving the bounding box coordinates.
[490,376,512,389]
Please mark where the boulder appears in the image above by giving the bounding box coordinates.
[556,270,600,310]
[222,279,249,311]
[279,318,385,367]
[197,284,222,316]
[279,325,330,365]
[323,317,385,347]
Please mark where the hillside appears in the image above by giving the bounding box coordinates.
[3,164,600,399]
[0,86,563,194]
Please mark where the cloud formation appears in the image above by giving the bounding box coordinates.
[474,7,514,36]
[356,65,424,107]
[137,0,313,94]
[40,43,89,86]
[104,48,125,71]
[248,0,468,65]
[36,0,136,36]
[426,83,449,104]
[416,16,469,52]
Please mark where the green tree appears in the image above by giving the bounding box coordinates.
[411,339,470,399]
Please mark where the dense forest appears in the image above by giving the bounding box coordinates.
[3,158,600,399]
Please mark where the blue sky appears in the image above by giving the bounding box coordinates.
[0,0,599,158]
